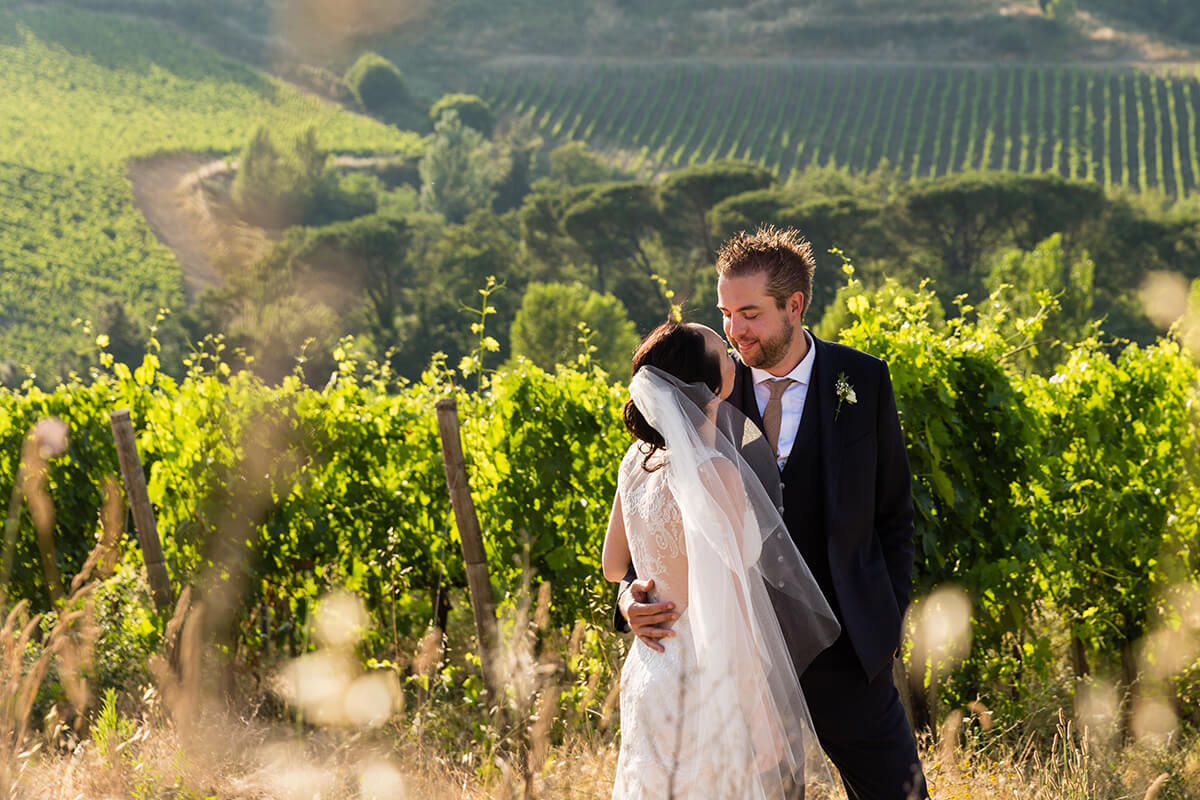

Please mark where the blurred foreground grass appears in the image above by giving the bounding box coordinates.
[5,582,1198,800]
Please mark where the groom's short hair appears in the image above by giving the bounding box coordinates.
[716,225,816,318]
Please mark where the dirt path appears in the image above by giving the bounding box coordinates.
[129,154,397,301]
[129,154,234,302]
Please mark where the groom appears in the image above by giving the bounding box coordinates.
[616,226,928,799]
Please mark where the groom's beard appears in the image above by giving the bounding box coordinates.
[739,317,794,369]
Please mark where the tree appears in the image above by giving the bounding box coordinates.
[344,52,411,113]
[707,187,792,243]
[659,160,776,295]
[231,125,328,228]
[392,210,527,377]
[890,172,1105,301]
[548,141,614,186]
[889,172,1032,297]
[429,93,496,137]
[418,112,503,224]
[708,188,888,319]
[986,234,1097,372]
[308,171,381,227]
[92,300,146,370]
[561,181,660,293]
[492,114,542,213]
[776,197,888,318]
[517,179,593,282]
[1044,0,1076,20]
[510,282,639,378]
[1002,173,1104,252]
[212,214,420,382]
[302,214,416,345]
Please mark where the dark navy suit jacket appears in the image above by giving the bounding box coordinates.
[617,333,915,681]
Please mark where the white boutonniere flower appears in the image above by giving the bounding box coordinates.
[835,372,857,420]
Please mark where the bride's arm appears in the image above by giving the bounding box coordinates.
[607,487,677,650]
[602,490,632,582]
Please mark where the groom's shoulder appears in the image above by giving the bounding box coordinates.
[816,336,892,396]
[817,336,885,371]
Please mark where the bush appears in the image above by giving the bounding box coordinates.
[231,125,328,228]
[429,94,495,137]
[2,277,1198,737]
[548,141,614,186]
[418,112,503,223]
[344,51,410,113]
[91,564,162,692]
[308,171,381,226]
[509,282,639,378]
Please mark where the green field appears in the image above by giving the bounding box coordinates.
[0,7,420,381]
[474,61,1200,193]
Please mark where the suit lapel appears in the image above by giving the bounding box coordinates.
[734,362,763,430]
[736,334,841,542]
[814,334,842,540]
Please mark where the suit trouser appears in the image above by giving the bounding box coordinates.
[798,641,929,800]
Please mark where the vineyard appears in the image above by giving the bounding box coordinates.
[0,7,421,382]
[475,60,1200,193]
[1,275,1198,797]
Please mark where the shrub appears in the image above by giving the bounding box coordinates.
[231,125,328,228]
[344,51,410,113]
[509,282,639,379]
[308,171,381,226]
[418,112,503,223]
[429,94,496,137]
[548,141,614,186]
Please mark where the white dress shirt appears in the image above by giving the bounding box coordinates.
[751,330,816,469]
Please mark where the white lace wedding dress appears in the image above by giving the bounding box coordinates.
[612,444,764,800]
[610,368,839,800]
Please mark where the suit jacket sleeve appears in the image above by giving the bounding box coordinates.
[613,563,637,633]
[874,360,915,624]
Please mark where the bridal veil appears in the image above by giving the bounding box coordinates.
[627,366,841,797]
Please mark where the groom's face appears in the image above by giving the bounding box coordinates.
[717,270,805,372]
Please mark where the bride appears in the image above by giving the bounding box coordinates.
[603,321,841,800]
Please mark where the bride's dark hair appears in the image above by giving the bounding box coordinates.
[623,320,723,468]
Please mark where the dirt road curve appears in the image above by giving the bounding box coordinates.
[129,154,397,302]
[129,154,229,302]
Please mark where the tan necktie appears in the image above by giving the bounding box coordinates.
[762,378,795,460]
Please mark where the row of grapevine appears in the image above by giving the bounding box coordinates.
[3,282,1196,715]
[477,60,1200,195]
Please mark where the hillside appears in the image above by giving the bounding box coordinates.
[42,0,1200,69]
[399,0,1193,64]
[0,6,421,382]
[4,0,1200,387]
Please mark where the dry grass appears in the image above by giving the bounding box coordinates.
[7,570,1197,800]
[12,695,1199,800]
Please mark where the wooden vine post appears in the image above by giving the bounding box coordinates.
[109,409,173,613]
[434,397,501,702]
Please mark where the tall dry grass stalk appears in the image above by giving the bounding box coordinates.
[0,419,124,797]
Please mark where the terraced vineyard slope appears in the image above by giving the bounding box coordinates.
[477,60,1200,193]
[0,7,420,381]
